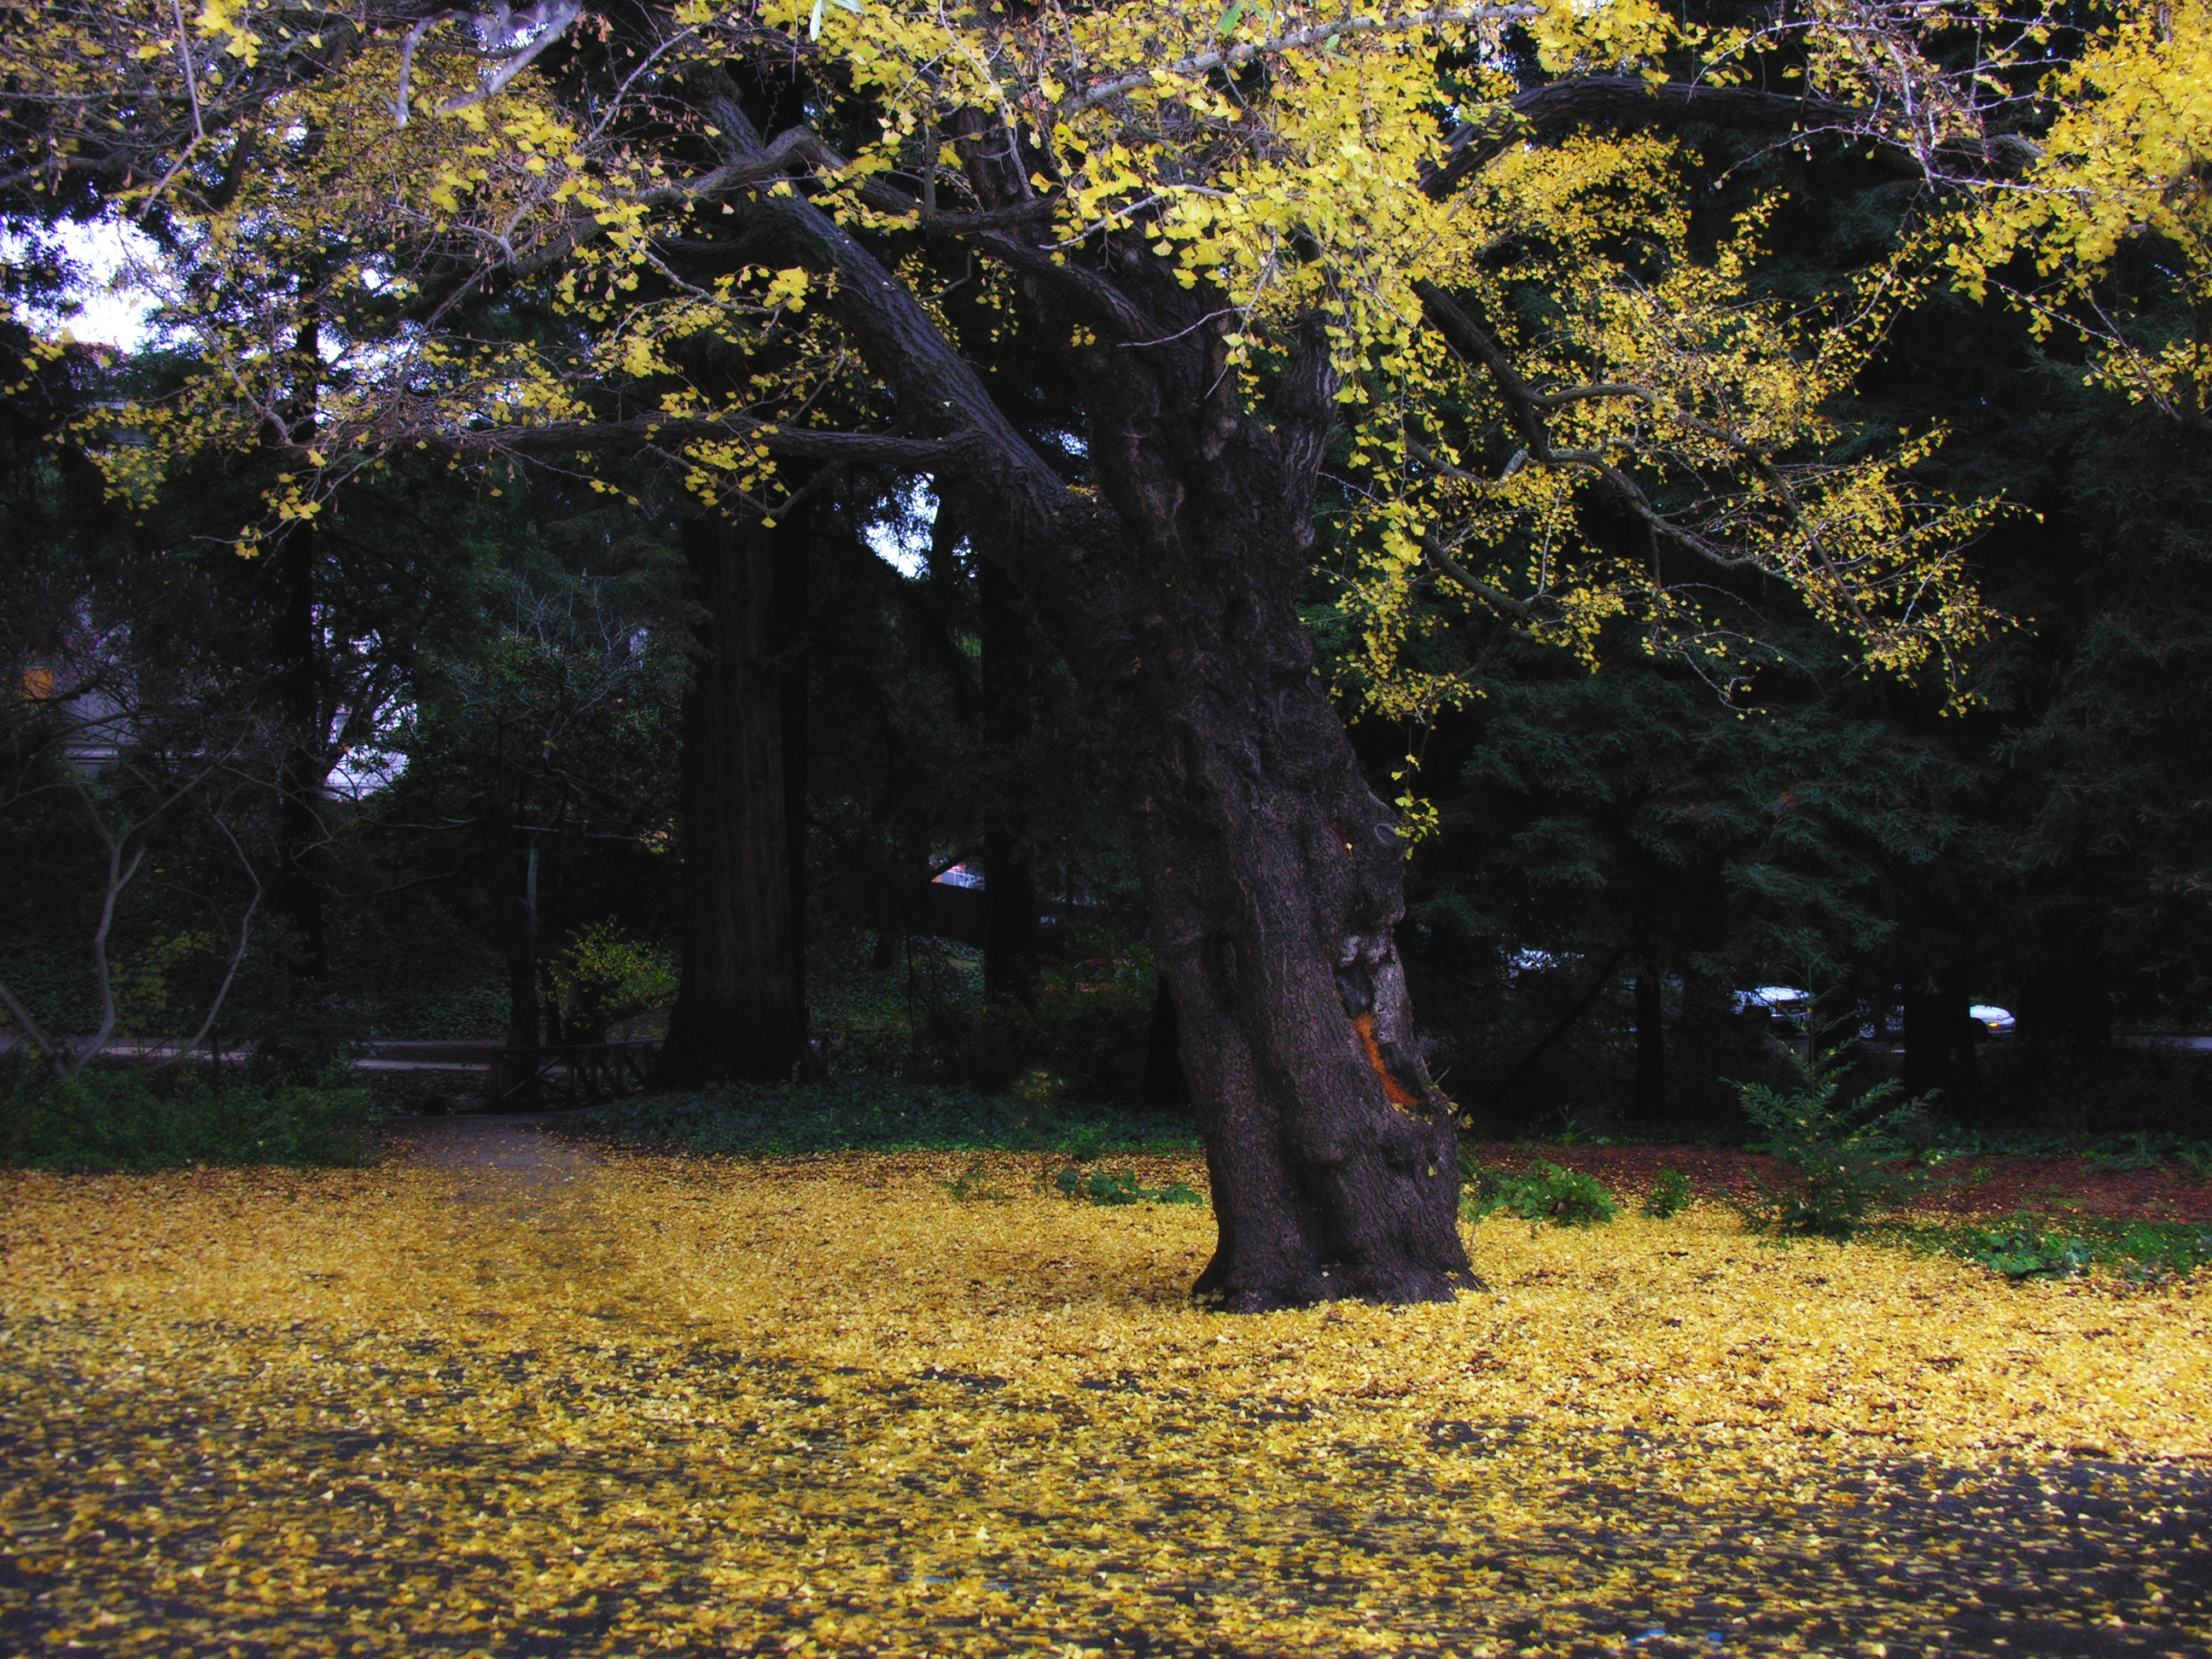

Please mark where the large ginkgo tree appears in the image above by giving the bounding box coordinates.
[5,0,2186,1307]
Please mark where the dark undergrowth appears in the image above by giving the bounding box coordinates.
[573,1077,1202,1159]
[1876,1214,2212,1284]
[0,1058,382,1171]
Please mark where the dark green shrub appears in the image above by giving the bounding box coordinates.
[1059,1121,1115,1162]
[1641,1167,1692,1220]
[1464,1160,1619,1226]
[2108,1220,2212,1278]
[1,1059,381,1170]
[1735,1050,1924,1238]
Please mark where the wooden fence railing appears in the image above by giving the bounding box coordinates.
[486,1041,661,1109]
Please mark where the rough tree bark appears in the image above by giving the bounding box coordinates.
[780,504,813,1074]
[271,527,330,983]
[1055,327,1473,1309]
[655,507,810,1089]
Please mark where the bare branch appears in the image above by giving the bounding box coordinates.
[289,415,981,471]
[161,812,262,1069]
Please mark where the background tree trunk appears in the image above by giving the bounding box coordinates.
[779,499,816,1077]
[1633,967,1667,1120]
[979,562,1040,1004]
[272,527,329,983]
[655,509,809,1089]
[476,790,539,1051]
[1901,969,1976,1105]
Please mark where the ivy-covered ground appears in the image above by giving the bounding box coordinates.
[3,1123,2209,1656]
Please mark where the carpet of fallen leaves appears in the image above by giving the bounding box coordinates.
[3,1128,2210,1657]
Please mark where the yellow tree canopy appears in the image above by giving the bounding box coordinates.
[1955,0,2212,429]
[2,0,2072,701]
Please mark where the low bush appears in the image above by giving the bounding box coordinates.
[1735,1050,1927,1239]
[943,1154,1014,1203]
[1641,1168,1692,1220]
[0,1059,381,1170]
[1465,1159,1619,1226]
[547,921,678,1042]
[812,932,1166,1103]
[1970,1041,2212,1137]
[1960,1218,2096,1281]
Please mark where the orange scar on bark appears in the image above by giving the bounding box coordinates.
[1350,1012,1423,1107]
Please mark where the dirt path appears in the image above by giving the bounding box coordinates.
[377,1111,600,1189]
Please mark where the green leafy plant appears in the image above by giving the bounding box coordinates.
[2084,1131,2165,1173]
[1891,1214,2212,1282]
[1641,1167,1692,1220]
[2110,1220,2212,1277]
[1735,1048,1925,1239]
[1464,1160,1619,1227]
[1962,1218,2095,1281]
[943,1154,1013,1203]
[1054,1166,1205,1207]
[1058,1121,1115,1162]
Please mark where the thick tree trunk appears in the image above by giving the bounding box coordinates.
[945,329,1476,1311]
[979,562,1040,1003]
[779,502,815,1076]
[655,509,809,1089]
[2015,949,2112,1058]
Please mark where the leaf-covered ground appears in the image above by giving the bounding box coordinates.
[3,1123,2209,1656]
